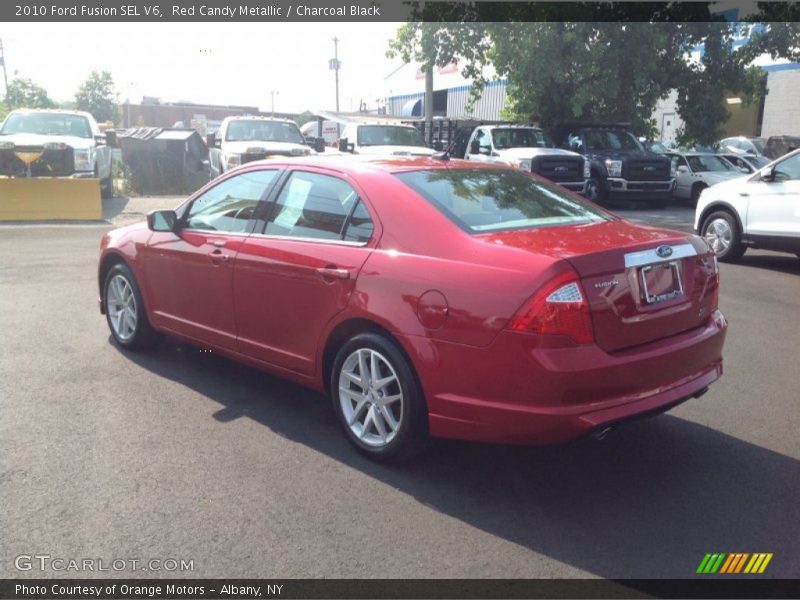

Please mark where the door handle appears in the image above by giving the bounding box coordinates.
[316,266,351,280]
[212,240,226,248]
[210,249,230,263]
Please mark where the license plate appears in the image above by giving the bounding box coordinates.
[640,261,683,304]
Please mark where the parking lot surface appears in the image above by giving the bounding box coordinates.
[1,200,799,579]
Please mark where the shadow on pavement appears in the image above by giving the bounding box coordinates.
[114,336,800,579]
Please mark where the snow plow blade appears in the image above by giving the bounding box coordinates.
[0,178,102,221]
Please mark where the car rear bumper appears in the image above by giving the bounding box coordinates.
[404,309,726,445]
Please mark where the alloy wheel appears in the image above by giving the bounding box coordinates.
[107,274,138,341]
[338,348,404,448]
[704,217,732,255]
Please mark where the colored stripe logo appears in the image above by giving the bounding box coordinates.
[697,553,773,574]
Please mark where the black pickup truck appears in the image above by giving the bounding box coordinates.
[550,122,675,206]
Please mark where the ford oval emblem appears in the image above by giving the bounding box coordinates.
[656,245,673,258]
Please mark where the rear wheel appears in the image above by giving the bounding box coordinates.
[331,332,430,461]
[104,263,159,350]
[701,210,745,263]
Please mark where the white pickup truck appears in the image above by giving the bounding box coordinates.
[464,125,589,194]
[0,108,115,198]
[337,123,437,156]
[207,116,320,178]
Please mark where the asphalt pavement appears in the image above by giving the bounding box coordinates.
[1,200,798,579]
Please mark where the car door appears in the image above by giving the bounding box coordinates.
[669,154,692,198]
[233,168,378,375]
[743,152,800,248]
[141,168,281,349]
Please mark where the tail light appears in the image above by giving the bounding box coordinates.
[508,270,594,344]
[708,254,720,311]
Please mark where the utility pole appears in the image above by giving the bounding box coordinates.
[270,90,278,117]
[0,39,9,103]
[330,36,340,113]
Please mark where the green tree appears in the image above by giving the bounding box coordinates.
[74,70,118,123]
[388,8,800,146]
[3,77,57,109]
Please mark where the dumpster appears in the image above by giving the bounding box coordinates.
[117,127,209,195]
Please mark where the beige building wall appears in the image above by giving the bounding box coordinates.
[760,69,800,137]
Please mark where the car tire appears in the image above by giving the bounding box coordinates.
[104,263,159,350]
[331,332,430,461]
[584,178,607,204]
[701,210,746,263]
[690,183,707,206]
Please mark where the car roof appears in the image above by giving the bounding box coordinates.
[666,151,721,157]
[237,154,509,175]
[224,116,297,124]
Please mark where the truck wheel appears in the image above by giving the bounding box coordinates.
[584,178,606,204]
[101,177,114,199]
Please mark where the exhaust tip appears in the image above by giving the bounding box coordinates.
[591,426,615,441]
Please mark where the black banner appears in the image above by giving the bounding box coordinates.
[3,1,800,23]
[2,579,800,599]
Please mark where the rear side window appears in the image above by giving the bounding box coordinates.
[395,168,608,234]
[343,201,374,243]
[265,171,360,240]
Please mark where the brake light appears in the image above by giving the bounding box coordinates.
[508,270,594,344]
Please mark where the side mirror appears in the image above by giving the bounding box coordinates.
[433,140,444,152]
[105,130,118,148]
[760,166,775,182]
[676,165,690,174]
[739,166,750,174]
[147,209,178,232]
[338,138,350,153]
[314,138,326,153]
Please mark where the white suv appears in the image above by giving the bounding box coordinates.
[695,149,800,262]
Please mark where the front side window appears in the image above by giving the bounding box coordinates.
[396,168,608,234]
[491,128,550,149]
[686,155,736,173]
[0,112,92,138]
[265,171,361,241]
[185,170,278,232]
[225,120,304,144]
[773,153,800,182]
[356,126,426,147]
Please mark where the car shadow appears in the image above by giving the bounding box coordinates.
[102,195,131,221]
[112,336,800,579]
[734,251,800,275]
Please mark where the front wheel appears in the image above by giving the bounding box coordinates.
[104,263,159,350]
[331,333,430,461]
[584,178,607,204]
[701,211,745,263]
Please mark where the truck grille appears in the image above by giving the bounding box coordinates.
[532,156,583,182]
[0,146,75,177]
[623,159,670,181]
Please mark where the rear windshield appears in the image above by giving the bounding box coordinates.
[395,168,609,234]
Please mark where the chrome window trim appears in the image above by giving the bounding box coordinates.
[624,243,697,268]
[248,232,369,247]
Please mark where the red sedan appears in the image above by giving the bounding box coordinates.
[98,156,726,460]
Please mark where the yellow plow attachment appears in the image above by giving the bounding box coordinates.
[0,178,102,221]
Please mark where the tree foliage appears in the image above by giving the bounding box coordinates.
[388,6,800,146]
[74,70,118,123]
[3,77,57,110]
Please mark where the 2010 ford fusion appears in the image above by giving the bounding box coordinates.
[98,156,727,460]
